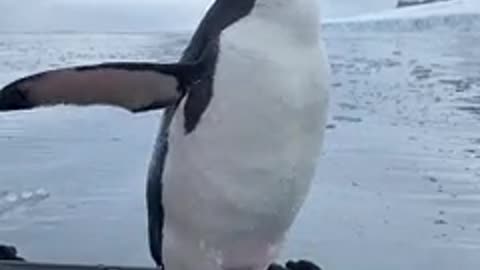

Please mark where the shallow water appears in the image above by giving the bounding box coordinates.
[0,32,479,270]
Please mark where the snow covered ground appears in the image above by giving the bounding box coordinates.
[0,30,479,270]
[333,0,479,21]
[324,0,480,32]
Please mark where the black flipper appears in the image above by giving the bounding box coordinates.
[0,58,216,114]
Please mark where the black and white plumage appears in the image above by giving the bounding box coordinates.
[0,1,330,270]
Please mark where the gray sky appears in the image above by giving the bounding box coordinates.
[0,0,397,32]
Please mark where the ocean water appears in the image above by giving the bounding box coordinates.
[0,31,479,270]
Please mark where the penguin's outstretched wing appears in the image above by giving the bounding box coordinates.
[0,61,205,113]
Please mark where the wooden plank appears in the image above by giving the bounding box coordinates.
[0,261,157,270]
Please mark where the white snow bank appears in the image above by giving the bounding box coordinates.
[328,0,479,23]
[324,0,480,32]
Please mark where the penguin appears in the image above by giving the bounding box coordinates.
[0,1,331,270]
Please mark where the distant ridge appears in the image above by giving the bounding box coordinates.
[397,0,451,8]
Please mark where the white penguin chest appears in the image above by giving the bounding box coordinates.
[164,18,330,235]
